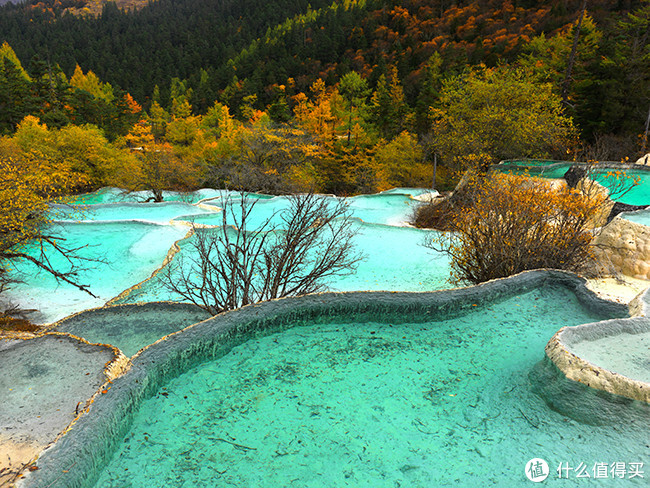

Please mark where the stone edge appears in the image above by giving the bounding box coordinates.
[545,286,650,403]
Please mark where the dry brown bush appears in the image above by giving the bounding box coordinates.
[424,172,609,285]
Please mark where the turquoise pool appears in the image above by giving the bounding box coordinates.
[622,209,650,227]
[9,186,649,488]
[9,189,443,323]
[117,222,450,305]
[4,221,188,323]
[495,163,650,206]
[90,284,646,487]
[50,201,218,224]
[67,187,229,205]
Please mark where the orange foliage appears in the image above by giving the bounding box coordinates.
[124,93,142,114]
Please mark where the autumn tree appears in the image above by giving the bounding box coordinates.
[431,65,577,172]
[148,101,170,140]
[119,120,203,201]
[426,172,607,285]
[0,152,98,310]
[293,79,345,143]
[200,101,240,141]
[165,100,201,146]
[70,64,114,102]
[206,121,321,193]
[5,115,128,190]
[54,124,128,188]
[373,131,430,190]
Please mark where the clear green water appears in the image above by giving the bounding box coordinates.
[347,194,418,226]
[330,223,450,292]
[94,285,647,487]
[53,306,211,356]
[497,165,650,206]
[591,170,649,206]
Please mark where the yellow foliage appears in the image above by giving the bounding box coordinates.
[118,120,204,200]
[294,85,347,143]
[70,65,115,102]
[373,131,429,188]
[431,65,577,170]
[0,41,30,82]
[434,172,606,284]
[0,153,87,258]
[6,116,129,189]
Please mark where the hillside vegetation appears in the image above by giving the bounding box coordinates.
[0,0,648,196]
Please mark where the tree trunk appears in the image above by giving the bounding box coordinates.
[642,103,650,156]
[561,0,588,109]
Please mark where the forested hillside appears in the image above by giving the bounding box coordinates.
[1,0,649,196]
[0,0,339,101]
[0,1,646,116]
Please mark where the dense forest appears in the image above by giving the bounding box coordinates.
[1,0,649,195]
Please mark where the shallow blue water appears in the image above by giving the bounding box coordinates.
[115,221,450,304]
[50,201,218,224]
[6,188,444,323]
[622,209,650,227]
[9,187,648,488]
[184,192,418,228]
[4,221,188,323]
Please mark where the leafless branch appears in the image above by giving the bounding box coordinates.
[162,192,363,314]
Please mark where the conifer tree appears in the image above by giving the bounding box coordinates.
[339,71,370,145]
[0,53,33,133]
[368,66,411,139]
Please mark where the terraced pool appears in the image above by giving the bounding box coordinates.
[6,187,649,488]
[7,188,444,323]
[95,285,647,487]
[21,274,649,488]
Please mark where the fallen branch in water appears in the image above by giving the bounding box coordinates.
[209,437,257,451]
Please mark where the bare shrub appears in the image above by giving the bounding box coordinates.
[162,192,363,314]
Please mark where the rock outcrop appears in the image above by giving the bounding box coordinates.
[593,216,650,280]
